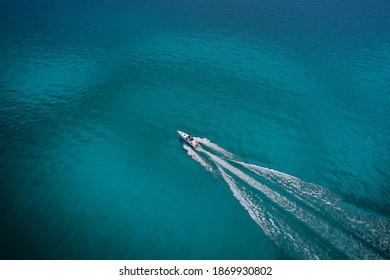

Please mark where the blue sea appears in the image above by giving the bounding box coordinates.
[0,0,389,260]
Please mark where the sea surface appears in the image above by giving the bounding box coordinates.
[0,0,389,259]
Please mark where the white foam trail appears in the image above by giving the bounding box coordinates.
[235,161,339,205]
[197,136,389,257]
[183,144,216,174]
[183,136,388,258]
[195,137,237,160]
[202,149,383,259]
[217,165,331,259]
[234,161,390,257]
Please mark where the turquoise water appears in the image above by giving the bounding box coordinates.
[0,0,389,259]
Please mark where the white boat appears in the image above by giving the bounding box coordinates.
[177,130,200,149]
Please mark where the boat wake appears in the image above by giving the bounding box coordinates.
[182,144,215,175]
[183,137,390,259]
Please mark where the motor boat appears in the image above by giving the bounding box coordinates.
[177,130,200,149]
